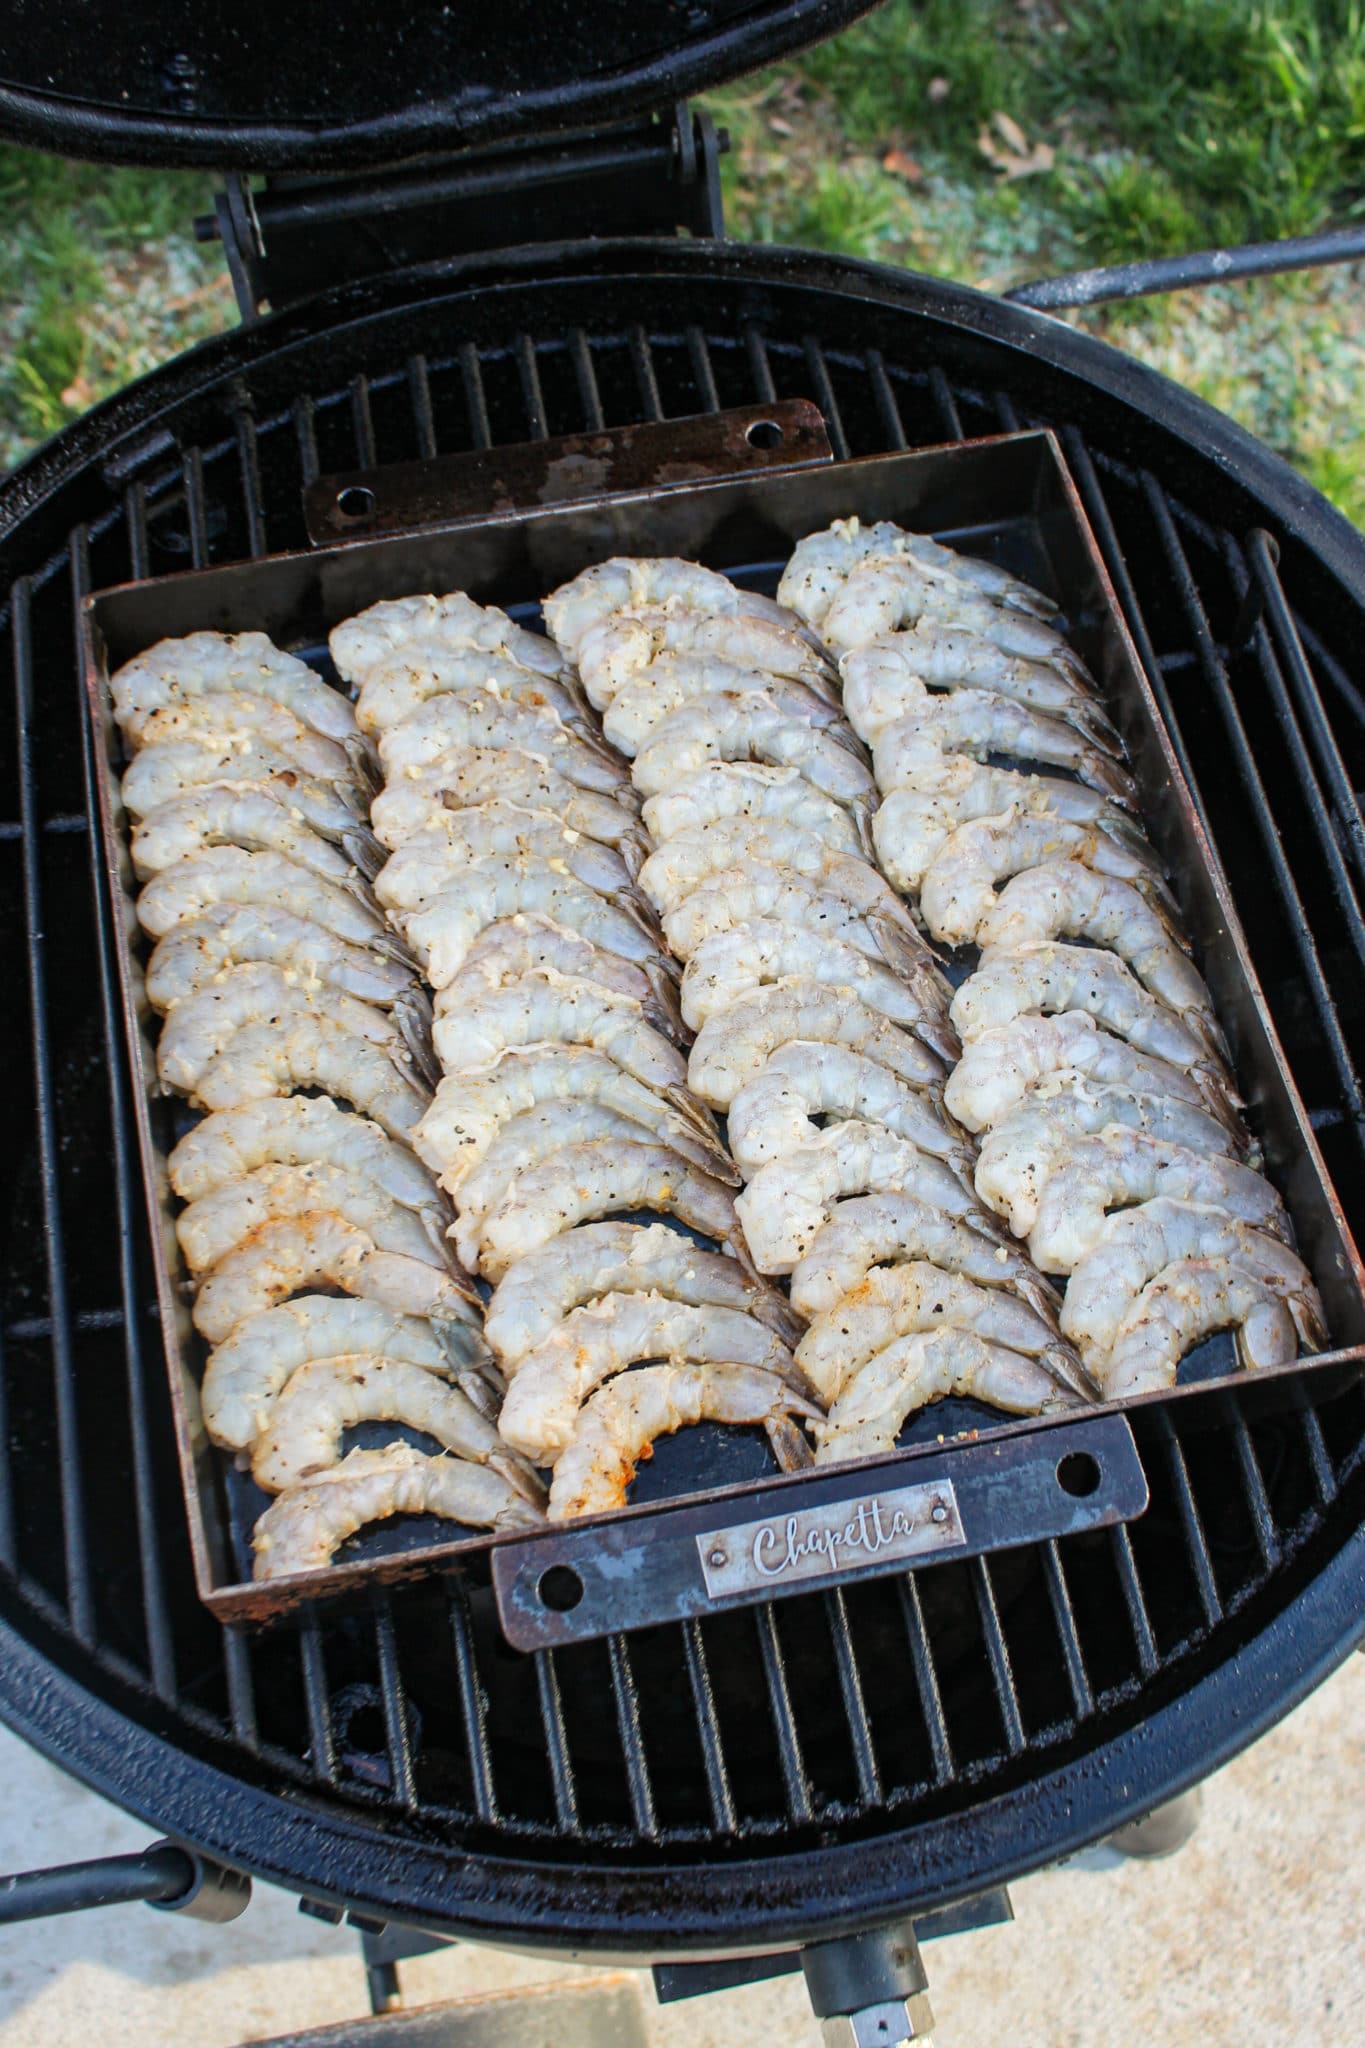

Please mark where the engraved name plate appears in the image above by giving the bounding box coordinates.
[696,1479,966,1600]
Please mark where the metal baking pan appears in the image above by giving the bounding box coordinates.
[82,412,1365,1629]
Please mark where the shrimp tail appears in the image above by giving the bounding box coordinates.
[1089,754,1142,809]
[910,1009,963,1068]
[754,1289,811,1349]
[1015,1265,1067,1328]
[491,1447,550,1507]
[393,986,442,1092]
[345,734,382,796]
[869,917,955,1008]
[851,798,878,863]
[339,823,388,881]
[1290,1291,1330,1352]
[664,1081,722,1135]
[618,826,653,880]
[766,1412,817,1471]
[727,1215,766,1288]
[1042,1339,1103,1403]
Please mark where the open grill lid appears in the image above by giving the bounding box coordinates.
[0,0,875,168]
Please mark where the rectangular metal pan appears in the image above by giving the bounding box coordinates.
[82,419,1365,1628]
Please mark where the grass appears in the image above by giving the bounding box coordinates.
[0,2,1363,524]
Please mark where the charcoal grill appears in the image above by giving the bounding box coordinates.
[0,1,1363,2032]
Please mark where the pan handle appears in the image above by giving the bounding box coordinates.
[490,1411,1149,1650]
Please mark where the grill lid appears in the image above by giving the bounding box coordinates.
[0,0,875,169]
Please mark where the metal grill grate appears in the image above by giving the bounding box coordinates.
[0,269,1362,1922]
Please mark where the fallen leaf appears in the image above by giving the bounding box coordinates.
[992,111,1029,155]
[882,148,924,183]
[977,112,1056,180]
[927,76,951,103]
[60,376,93,409]
[768,115,793,136]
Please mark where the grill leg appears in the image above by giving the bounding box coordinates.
[1107,1787,1204,1860]
[802,1920,936,2047]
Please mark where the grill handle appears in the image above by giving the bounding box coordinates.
[0,1841,250,1925]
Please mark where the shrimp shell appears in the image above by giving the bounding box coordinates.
[1061,1200,1325,1368]
[639,819,920,938]
[176,1162,450,1276]
[1101,1259,1301,1395]
[952,941,1228,1073]
[689,978,946,1110]
[944,1010,1228,1135]
[120,743,363,832]
[795,1261,1080,1407]
[431,974,686,1092]
[484,1221,802,1366]
[660,861,925,971]
[642,762,865,859]
[873,773,1147,895]
[155,963,408,1092]
[370,747,644,856]
[354,650,589,738]
[144,905,417,1011]
[547,1364,821,1520]
[251,1356,543,1498]
[499,1295,798,1463]
[475,1140,748,1281]
[136,693,358,783]
[374,809,638,918]
[402,858,661,987]
[330,591,563,686]
[576,606,836,708]
[543,557,798,663]
[870,696,1134,807]
[603,659,848,756]
[137,847,387,947]
[253,1443,543,1579]
[735,1124,992,1275]
[438,916,679,1033]
[814,1329,1076,1465]
[840,626,1115,743]
[201,1295,456,1453]
[791,1193,1060,1325]
[1027,1134,1288,1275]
[821,556,1088,670]
[727,1041,970,1178]
[130,785,362,883]
[193,1211,479,1344]
[679,921,956,1049]
[778,519,1057,629]
[632,692,876,811]
[169,1096,440,1215]
[191,1015,430,1142]
[413,1046,725,1192]
[920,803,1172,947]
[111,630,357,745]
[378,691,628,798]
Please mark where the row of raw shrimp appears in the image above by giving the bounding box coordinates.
[542,554,1080,1467]
[344,585,818,1522]
[110,625,548,1581]
[776,516,1326,1421]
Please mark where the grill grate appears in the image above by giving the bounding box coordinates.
[1,284,1363,1906]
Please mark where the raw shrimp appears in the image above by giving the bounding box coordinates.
[130,785,365,883]
[790,1193,1060,1325]
[920,803,1172,947]
[945,1011,1237,1137]
[377,690,629,798]
[840,626,1115,742]
[975,1087,1239,1236]
[952,941,1228,1071]
[726,1041,970,1177]
[413,1046,726,1191]
[778,519,1057,629]
[688,979,946,1110]
[193,1212,479,1345]
[978,862,1217,1037]
[201,1295,458,1453]
[735,1124,992,1274]
[794,1261,1080,1406]
[631,692,877,811]
[253,1443,542,1579]
[483,1221,803,1366]
[251,1356,543,1497]
[144,905,417,1011]
[873,770,1148,895]
[438,916,678,1031]
[137,847,388,947]
[475,1141,748,1281]
[547,1364,821,1520]
[329,591,564,686]
[660,863,936,985]
[136,693,357,782]
[169,1096,441,1216]
[814,1329,1075,1464]
[176,1161,450,1275]
[820,556,1089,670]
[354,651,590,739]
[119,742,363,833]
[110,630,357,745]
[542,557,797,663]
[498,1295,798,1463]
[155,963,409,1092]
[642,762,865,859]
[870,696,1134,806]
[373,809,639,918]
[431,975,686,1092]
[576,605,836,708]
[639,820,921,939]
[603,660,851,757]
[191,1015,430,1142]
[1027,1134,1289,1275]
[371,748,645,860]
[1061,1200,1325,1366]
[1100,1260,1301,1395]
[679,921,956,1048]
[401,858,661,987]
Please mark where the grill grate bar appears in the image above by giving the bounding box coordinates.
[823,1588,883,1805]
[1041,1540,1093,1718]
[569,330,606,432]
[680,1618,736,1834]
[406,355,439,461]
[630,326,664,422]
[970,1557,1026,1755]
[124,481,150,579]
[992,392,1022,433]
[927,366,964,442]
[1293,1395,1338,1507]
[183,448,210,568]
[292,396,320,487]
[0,816,88,840]
[514,335,548,441]
[606,1633,659,1839]
[802,337,848,458]
[896,1573,954,1784]
[222,1627,260,1751]
[1110,1524,1160,1677]
[865,350,908,451]
[446,1576,498,1823]
[1153,1414,1223,1627]
[232,392,268,557]
[12,575,92,1641]
[1221,1394,1281,1571]
[745,325,777,405]
[458,344,492,450]
[299,1613,339,1785]
[754,1605,814,1825]
[533,1650,580,1830]
[373,1596,418,1810]
[5,1307,124,1341]
[73,529,176,1697]
[686,326,721,415]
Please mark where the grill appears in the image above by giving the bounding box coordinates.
[0,242,1361,1970]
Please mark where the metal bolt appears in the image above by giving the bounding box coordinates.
[930,1501,948,1524]
[818,1993,936,2048]
[707,1546,728,1568]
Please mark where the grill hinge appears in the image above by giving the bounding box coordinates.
[196,102,727,323]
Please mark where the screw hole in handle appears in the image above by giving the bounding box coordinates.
[335,484,376,519]
[537,1564,585,1613]
[745,418,784,450]
[1056,1450,1102,1498]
